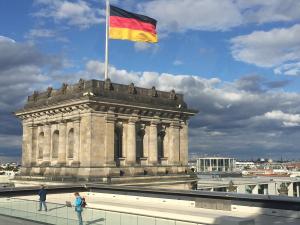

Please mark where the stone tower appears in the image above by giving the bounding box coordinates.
[15,79,197,180]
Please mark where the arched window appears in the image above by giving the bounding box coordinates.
[68,128,74,158]
[114,126,122,159]
[52,130,59,158]
[38,132,44,159]
[136,129,145,159]
[158,130,165,159]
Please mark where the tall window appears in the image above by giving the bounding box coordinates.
[68,128,74,158]
[38,132,44,159]
[114,125,122,159]
[136,129,145,159]
[157,130,165,159]
[52,130,59,158]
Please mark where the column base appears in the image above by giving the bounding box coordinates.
[118,157,126,167]
[160,157,168,166]
[140,157,148,166]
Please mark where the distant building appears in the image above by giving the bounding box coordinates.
[235,161,255,170]
[197,176,300,197]
[196,157,236,172]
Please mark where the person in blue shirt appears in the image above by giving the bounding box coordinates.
[74,192,83,225]
[38,185,47,211]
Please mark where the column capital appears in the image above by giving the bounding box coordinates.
[105,113,116,122]
[170,121,181,128]
[129,116,138,124]
[150,118,160,126]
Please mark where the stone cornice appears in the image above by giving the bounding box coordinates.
[16,98,196,120]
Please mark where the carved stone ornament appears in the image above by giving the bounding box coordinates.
[33,91,39,102]
[104,78,113,91]
[169,89,177,100]
[151,86,158,97]
[128,83,137,94]
[61,83,68,94]
[47,87,53,98]
[78,79,85,91]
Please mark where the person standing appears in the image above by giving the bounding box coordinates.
[38,185,47,211]
[74,192,83,225]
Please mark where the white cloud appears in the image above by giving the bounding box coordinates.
[173,60,183,66]
[34,0,104,29]
[134,43,151,51]
[236,0,300,24]
[138,0,243,33]
[274,62,300,76]
[231,24,300,75]
[138,0,300,34]
[0,36,15,43]
[265,110,300,127]
[26,29,56,38]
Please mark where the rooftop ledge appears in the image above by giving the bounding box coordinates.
[16,79,198,116]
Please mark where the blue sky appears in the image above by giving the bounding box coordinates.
[1,0,300,162]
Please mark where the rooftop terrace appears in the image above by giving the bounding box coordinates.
[0,184,300,225]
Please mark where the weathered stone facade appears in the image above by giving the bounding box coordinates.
[15,79,197,180]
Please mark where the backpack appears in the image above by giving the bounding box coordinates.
[81,197,87,208]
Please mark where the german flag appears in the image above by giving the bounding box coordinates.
[109,5,158,43]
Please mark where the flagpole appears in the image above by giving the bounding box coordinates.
[104,0,110,80]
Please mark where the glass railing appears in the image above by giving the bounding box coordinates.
[0,197,199,225]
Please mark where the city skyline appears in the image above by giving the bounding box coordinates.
[1,0,300,160]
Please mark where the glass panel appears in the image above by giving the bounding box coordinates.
[106,211,121,225]
[137,216,156,225]
[156,218,176,225]
[121,213,138,225]
[176,222,198,225]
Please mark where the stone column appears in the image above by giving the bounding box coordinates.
[263,185,268,195]
[252,185,258,194]
[179,121,188,166]
[168,121,180,165]
[122,123,127,158]
[209,159,212,172]
[222,159,226,172]
[126,117,137,165]
[104,111,116,166]
[296,183,300,197]
[148,119,158,165]
[72,119,81,166]
[58,121,67,166]
[288,183,294,197]
[216,159,219,172]
[43,123,51,165]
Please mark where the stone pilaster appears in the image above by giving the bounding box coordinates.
[43,123,51,165]
[72,119,81,166]
[22,123,32,167]
[148,119,159,165]
[126,117,137,165]
[179,121,188,166]
[104,111,116,166]
[58,121,67,166]
[30,125,38,166]
[168,121,180,165]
